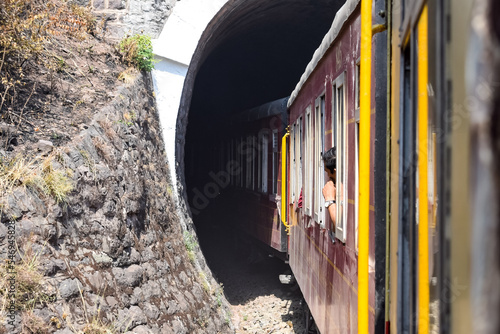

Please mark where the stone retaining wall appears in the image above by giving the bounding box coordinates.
[0,73,232,334]
[74,0,177,39]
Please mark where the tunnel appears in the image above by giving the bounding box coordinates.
[181,0,346,257]
[178,0,347,301]
[182,0,345,216]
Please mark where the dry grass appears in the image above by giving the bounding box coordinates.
[62,288,122,334]
[0,238,54,315]
[97,118,118,142]
[21,310,51,334]
[0,0,97,116]
[117,68,139,85]
[92,136,114,165]
[0,153,73,203]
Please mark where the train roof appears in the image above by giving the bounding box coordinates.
[231,97,289,123]
[287,0,360,108]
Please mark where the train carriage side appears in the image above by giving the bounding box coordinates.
[225,98,290,255]
[285,0,382,332]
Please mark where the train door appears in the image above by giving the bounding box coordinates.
[397,34,417,334]
[392,2,444,333]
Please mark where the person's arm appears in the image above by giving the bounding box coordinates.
[322,180,336,230]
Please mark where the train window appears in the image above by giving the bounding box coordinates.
[252,136,257,191]
[299,117,303,199]
[272,130,279,194]
[333,73,347,242]
[229,139,233,186]
[355,121,360,251]
[292,119,303,206]
[257,135,262,192]
[355,60,361,113]
[355,60,360,251]
[290,125,296,202]
[219,141,223,173]
[304,106,313,216]
[247,136,251,190]
[240,137,244,187]
[233,139,237,186]
[262,133,269,193]
[314,95,326,227]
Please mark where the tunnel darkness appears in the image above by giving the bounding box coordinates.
[180,0,346,250]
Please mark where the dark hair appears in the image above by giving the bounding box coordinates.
[321,147,336,174]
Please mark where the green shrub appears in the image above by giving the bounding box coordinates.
[119,34,156,72]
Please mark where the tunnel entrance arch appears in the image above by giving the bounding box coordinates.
[152,0,349,230]
[163,0,347,213]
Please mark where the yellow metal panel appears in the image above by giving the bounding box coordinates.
[417,6,429,334]
[358,0,372,332]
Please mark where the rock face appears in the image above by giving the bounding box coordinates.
[0,74,232,333]
[76,0,177,39]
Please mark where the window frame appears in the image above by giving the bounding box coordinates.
[290,124,296,203]
[304,106,313,216]
[272,129,279,194]
[314,94,326,228]
[332,72,347,242]
[262,133,269,193]
[239,137,244,188]
[355,59,360,251]
[246,136,252,189]
[252,135,257,191]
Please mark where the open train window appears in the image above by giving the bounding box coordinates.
[304,106,313,216]
[398,43,416,334]
[294,119,303,208]
[332,72,347,242]
[252,136,257,191]
[262,133,269,193]
[355,61,361,111]
[272,130,279,194]
[239,137,244,187]
[315,95,326,227]
[355,60,360,251]
[290,125,296,202]
[246,136,252,189]
[257,135,262,192]
[298,118,303,204]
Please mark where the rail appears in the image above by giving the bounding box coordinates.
[417,5,429,333]
[281,128,290,234]
[359,0,372,332]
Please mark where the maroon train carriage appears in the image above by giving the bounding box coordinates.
[215,97,290,257]
[284,0,386,332]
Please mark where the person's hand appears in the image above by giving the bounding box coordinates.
[322,180,336,201]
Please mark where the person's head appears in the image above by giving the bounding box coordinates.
[322,147,336,179]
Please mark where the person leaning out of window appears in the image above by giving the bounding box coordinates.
[321,147,336,229]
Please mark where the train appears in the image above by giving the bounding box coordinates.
[186,0,500,333]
